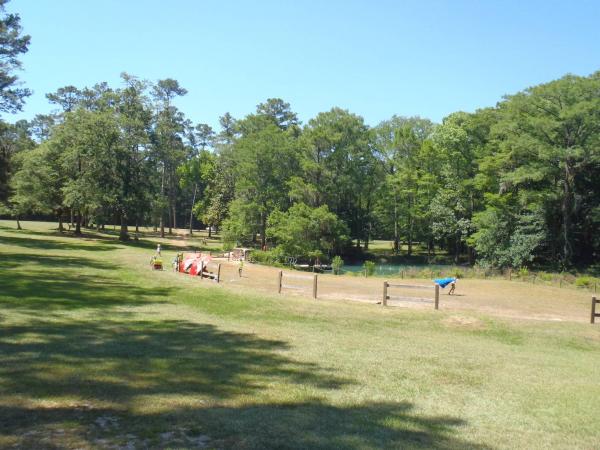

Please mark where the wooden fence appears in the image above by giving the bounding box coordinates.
[382,282,440,309]
[592,296,599,324]
[278,271,318,299]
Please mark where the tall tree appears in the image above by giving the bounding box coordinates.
[0,0,30,113]
[151,78,188,236]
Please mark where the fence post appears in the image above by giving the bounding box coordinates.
[278,270,282,294]
[383,281,388,306]
[216,264,221,283]
[592,297,597,324]
[508,268,512,281]
[434,285,440,310]
[313,274,318,299]
[199,261,204,280]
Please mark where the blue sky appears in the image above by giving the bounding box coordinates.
[9,0,600,129]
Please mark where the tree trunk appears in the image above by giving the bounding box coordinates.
[70,208,74,228]
[454,234,460,264]
[393,200,399,254]
[427,239,432,263]
[189,183,197,236]
[119,213,129,241]
[562,161,573,268]
[172,204,177,232]
[168,203,173,235]
[260,212,267,249]
[58,212,64,233]
[407,196,413,256]
[160,165,166,238]
[208,226,212,238]
[16,215,21,230]
[75,211,82,235]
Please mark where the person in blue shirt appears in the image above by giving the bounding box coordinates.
[434,277,457,295]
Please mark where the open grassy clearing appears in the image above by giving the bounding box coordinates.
[1,221,599,449]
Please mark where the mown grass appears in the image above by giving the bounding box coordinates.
[0,221,599,449]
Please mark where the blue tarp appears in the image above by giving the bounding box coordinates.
[434,277,456,288]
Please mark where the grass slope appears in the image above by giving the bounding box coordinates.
[0,221,599,449]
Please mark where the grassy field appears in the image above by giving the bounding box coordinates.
[1,221,599,449]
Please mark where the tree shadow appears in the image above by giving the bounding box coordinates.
[0,318,367,448]
[0,234,118,252]
[0,319,487,449]
[179,401,491,449]
[0,256,169,312]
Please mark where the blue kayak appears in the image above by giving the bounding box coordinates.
[434,277,456,288]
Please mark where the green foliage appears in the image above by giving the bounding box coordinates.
[574,276,594,288]
[470,200,546,269]
[267,202,349,260]
[331,255,344,275]
[249,249,284,266]
[0,0,30,113]
[363,260,376,277]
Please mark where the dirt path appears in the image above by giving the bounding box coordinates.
[202,260,594,323]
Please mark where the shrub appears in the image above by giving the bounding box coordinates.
[538,271,554,282]
[418,268,432,279]
[332,256,344,275]
[518,267,529,278]
[250,249,283,266]
[363,261,376,277]
[575,276,594,288]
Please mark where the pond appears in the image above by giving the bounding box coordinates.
[341,263,457,277]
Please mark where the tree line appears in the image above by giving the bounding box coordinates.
[0,2,598,271]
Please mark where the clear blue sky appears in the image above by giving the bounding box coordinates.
[9,0,600,129]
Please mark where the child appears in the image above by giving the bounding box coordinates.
[448,279,457,295]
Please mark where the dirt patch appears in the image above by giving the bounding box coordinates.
[442,315,486,330]
[169,258,593,323]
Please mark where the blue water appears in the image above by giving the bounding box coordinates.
[342,263,455,277]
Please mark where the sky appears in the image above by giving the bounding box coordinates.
[8,0,600,129]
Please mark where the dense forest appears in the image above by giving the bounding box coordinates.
[0,2,598,271]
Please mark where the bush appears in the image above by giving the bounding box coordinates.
[363,261,376,277]
[518,267,529,278]
[538,271,554,282]
[332,255,344,275]
[575,276,594,288]
[452,268,464,278]
[250,249,283,266]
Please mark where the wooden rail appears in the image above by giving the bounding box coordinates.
[592,296,599,324]
[199,261,221,283]
[278,271,318,299]
[383,281,440,309]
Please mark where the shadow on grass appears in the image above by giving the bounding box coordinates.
[0,254,168,312]
[0,401,490,449]
[0,319,486,449]
[1,224,212,253]
[0,234,118,252]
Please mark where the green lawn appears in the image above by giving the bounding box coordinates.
[1,221,599,449]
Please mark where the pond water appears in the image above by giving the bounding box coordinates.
[341,263,456,277]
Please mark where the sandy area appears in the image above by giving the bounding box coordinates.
[194,259,595,323]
